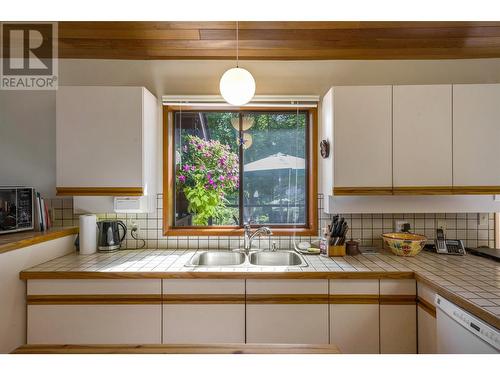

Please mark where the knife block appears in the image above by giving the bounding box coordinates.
[328,244,346,257]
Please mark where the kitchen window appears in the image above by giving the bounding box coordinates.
[163,106,318,236]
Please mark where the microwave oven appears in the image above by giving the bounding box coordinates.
[0,187,34,234]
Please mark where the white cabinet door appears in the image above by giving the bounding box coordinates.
[163,305,245,344]
[27,279,162,345]
[418,305,437,354]
[162,280,245,344]
[56,86,157,195]
[380,304,417,354]
[453,84,500,187]
[393,85,452,188]
[417,281,437,353]
[329,280,379,353]
[246,280,329,344]
[28,305,161,344]
[380,280,417,354]
[333,86,393,190]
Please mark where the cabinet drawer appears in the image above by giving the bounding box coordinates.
[380,279,416,296]
[246,279,327,294]
[330,279,379,295]
[163,279,244,294]
[27,279,161,295]
[28,305,161,344]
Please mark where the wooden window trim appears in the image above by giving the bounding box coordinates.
[162,105,318,236]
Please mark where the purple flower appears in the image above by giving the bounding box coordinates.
[178,175,186,183]
[191,166,196,171]
[208,178,215,185]
[219,175,225,181]
[183,164,191,172]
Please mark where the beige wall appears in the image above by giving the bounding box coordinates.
[59,58,500,98]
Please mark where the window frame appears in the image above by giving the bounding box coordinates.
[162,105,318,236]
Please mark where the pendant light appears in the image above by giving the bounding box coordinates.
[219,21,256,106]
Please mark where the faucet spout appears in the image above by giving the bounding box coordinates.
[243,224,273,254]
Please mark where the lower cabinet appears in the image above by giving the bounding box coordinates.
[28,305,161,344]
[417,282,437,354]
[246,280,329,344]
[380,279,417,354]
[162,279,245,344]
[27,279,162,344]
[25,277,425,351]
[330,280,380,353]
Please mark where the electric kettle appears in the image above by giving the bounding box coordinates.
[97,220,127,252]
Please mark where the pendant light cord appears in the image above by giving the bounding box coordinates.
[236,20,239,67]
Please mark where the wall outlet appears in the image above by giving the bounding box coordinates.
[394,220,411,232]
[437,219,447,230]
[478,213,488,227]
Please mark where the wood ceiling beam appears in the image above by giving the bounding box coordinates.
[57,21,500,60]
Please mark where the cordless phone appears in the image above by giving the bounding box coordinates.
[435,228,466,256]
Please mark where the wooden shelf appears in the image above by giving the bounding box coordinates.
[0,227,78,255]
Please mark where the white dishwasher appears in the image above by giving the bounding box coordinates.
[435,295,499,354]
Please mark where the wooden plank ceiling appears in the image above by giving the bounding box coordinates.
[59,21,500,60]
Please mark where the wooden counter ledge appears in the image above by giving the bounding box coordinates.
[12,343,341,354]
[0,227,78,255]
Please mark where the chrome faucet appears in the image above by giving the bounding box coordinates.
[243,224,273,254]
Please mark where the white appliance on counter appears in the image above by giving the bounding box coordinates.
[435,295,499,353]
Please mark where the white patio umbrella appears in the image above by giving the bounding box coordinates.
[244,152,305,172]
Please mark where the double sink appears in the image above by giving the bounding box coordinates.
[186,250,308,267]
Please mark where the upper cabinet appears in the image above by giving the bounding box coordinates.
[322,83,500,196]
[332,86,393,195]
[453,84,500,192]
[393,85,453,193]
[56,86,158,198]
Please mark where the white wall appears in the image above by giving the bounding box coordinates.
[0,235,75,353]
[2,58,500,197]
[0,91,56,197]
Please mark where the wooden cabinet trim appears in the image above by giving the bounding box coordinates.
[379,295,417,305]
[417,297,437,318]
[329,294,379,304]
[56,187,144,196]
[393,186,454,195]
[333,187,393,196]
[246,294,329,304]
[452,186,500,194]
[334,186,500,195]
[163,294,245,304]
[27,294,162,305]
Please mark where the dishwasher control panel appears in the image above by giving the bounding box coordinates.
[436,295,500,351]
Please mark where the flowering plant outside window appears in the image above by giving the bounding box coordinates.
[176,135,239,225]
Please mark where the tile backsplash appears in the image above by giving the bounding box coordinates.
[50,193,495,250]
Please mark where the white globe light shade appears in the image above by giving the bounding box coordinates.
[219,67,256,106]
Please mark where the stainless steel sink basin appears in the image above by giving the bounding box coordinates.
[249,251,307,267]
[186,251,246,266]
